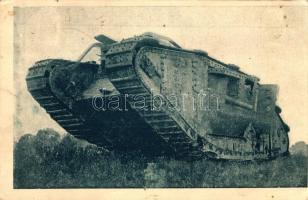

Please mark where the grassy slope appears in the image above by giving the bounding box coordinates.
[14,129,307,188]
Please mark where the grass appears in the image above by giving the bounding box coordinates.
[14,129,307,188]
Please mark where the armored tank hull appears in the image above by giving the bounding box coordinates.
[26,33,290,160]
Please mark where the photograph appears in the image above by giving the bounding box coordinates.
[0,1,307,199]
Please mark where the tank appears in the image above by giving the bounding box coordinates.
[26,32,290,160]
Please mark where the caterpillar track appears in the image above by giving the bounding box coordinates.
[106,61,204,159]
[26,60,113,149]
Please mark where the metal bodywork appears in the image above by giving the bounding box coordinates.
[26,32,290,160]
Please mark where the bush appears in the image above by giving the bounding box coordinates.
[14,129,307,188]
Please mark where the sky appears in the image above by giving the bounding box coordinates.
[13,6,308,145]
